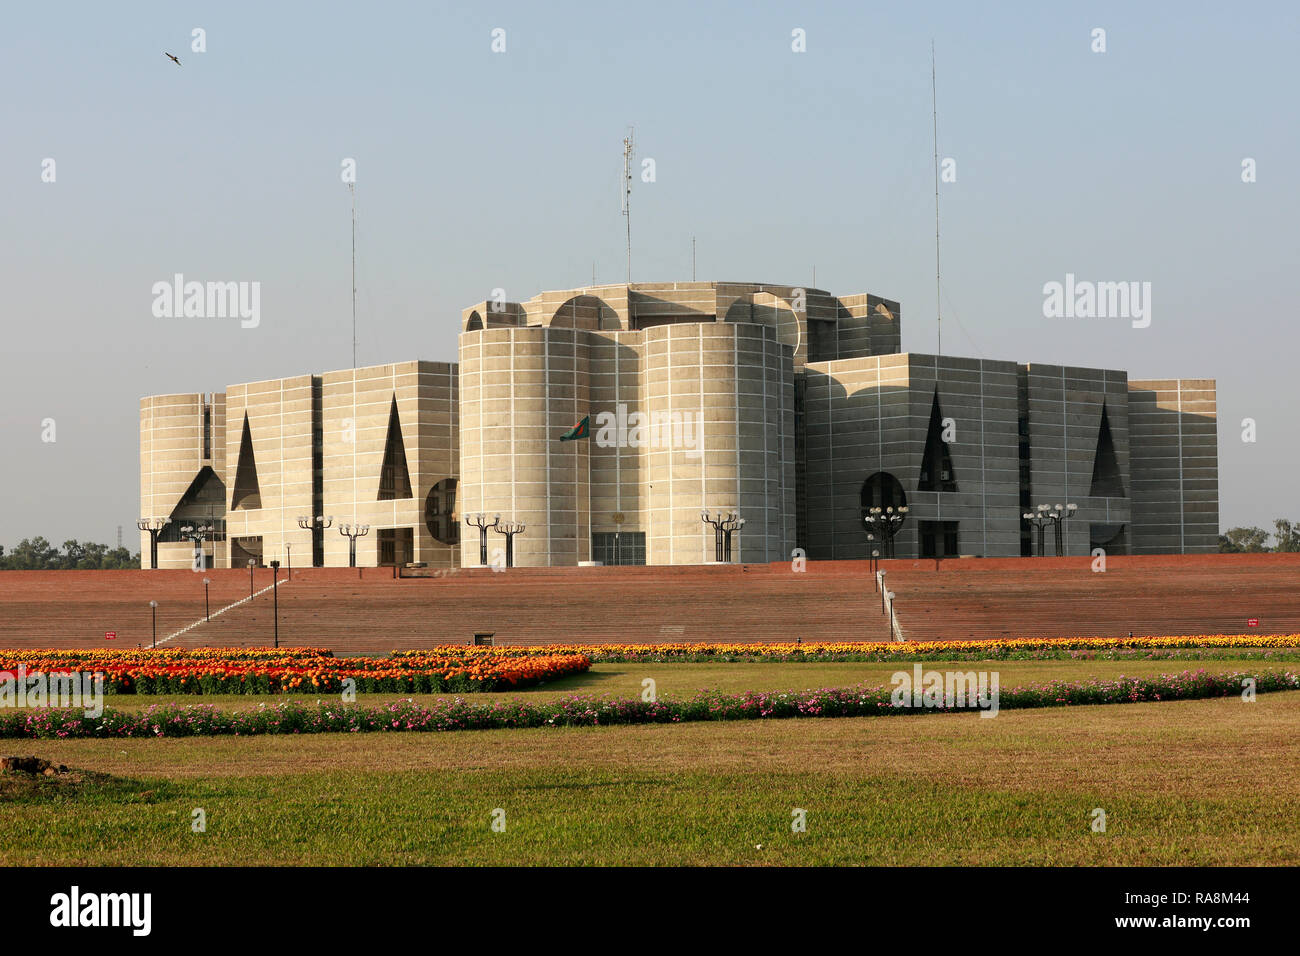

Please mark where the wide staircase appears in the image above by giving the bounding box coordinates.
[0,563,891,652]
[877,553,1300,641]
[3,554,1295,652]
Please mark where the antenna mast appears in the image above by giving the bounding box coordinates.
[350,182,357,368]
[622,128,634,284]
[931,41,942,357]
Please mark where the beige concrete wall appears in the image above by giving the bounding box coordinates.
[319,361,459,569]
[588,332,645,546]
[805,354,1021,560]
[642,322,792,565]
[1128,379,1218,553]
[1022,364,1132,555]
[137,360,459,571]
[225,374,315,569]
[459,327,592,567]
[139,392,226,569]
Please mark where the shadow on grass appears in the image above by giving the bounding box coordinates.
[525,669,628,694]
[0,767,180,806]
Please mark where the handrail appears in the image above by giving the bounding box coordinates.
[877,569,904,642]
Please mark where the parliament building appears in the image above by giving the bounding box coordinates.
[139,280,1218,569]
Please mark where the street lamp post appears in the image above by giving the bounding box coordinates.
[269,560,280,648]
[339,523,370,568]
[137,518,170,569]
[247,558,256,599]
[203,577,210,621]
[1023,507,1050,556]
[863,506,909,559]
[721,515,745,563]
[493,520,526,568]
[149,600,157,648]
[1050,503,1077,556]
[700,511,738,563]
[297,514,333,567]
[465,514,500,566]
[866,534,881,579]
[1025,503,1077,557]
[180,523,214,571]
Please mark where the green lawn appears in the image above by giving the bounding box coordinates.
[5,658,1298,866]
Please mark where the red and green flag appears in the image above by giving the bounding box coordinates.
[559,416,590,441]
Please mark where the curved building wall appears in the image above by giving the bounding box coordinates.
[139,392,226,569]
[459,327,591,567]
[642,322,792,565]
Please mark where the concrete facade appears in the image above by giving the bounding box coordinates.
[140,361,457,569]
[141,280,1217,567]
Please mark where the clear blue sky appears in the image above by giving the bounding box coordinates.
[2,1,1296,547]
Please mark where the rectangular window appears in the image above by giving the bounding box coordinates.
[918,521,960,559]
[592,532,646,566]
[377,527,414,566]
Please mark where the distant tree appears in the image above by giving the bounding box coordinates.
[1273,519,1300,553]
[0,537,139,570]
[1219,527,1271,553]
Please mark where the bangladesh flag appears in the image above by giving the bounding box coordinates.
[559,416,590,441]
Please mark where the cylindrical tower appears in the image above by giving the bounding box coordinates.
[458,326,591,567]
[642,322,791,564]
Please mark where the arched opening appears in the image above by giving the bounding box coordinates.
[465,311,484,332]
[722,292,800,352]
[547,295,621,331]
[425,478,459,545]
[861,472,906,513]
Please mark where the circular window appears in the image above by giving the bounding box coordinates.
[425,478,459,545]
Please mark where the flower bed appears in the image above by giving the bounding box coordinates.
[1,668,1293,738]
[0,647,590,695]
[453,635,1300,663]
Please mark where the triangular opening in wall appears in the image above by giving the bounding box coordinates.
[378,395,413,500]
[170,465,226,519]
[918,390,958,492]
[231,414,262,510]
[1089,403,1125,498]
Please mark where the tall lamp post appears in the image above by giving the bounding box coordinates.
[721,514,745,563]
[137,518,170,569]
[149,600,157,648]
[202,577,210,621]
[465,513,500,566]
[493,520,526,568]
[863,506,909,559]
[247,558,256,599]
[1047,502,1077,557]
[180,522,214,571]
[1024,503,1077,557]
[1023,507,1050,557]
[297,514,333,567]
[700,511,738,563]
[339,523,370,568]
[269,560,281,648]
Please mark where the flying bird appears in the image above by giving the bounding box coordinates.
[164,52,181,66]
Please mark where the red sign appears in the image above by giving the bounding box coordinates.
[1247,619,1260,627]
[104,631,117,640]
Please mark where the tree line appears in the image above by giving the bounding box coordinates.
[0,537,139,570]
[1219,519,1300,553]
